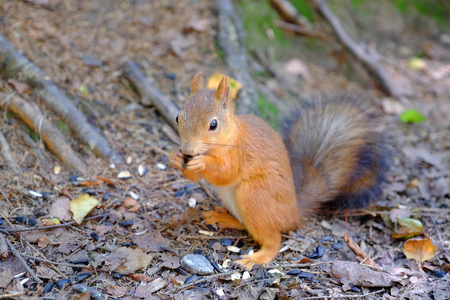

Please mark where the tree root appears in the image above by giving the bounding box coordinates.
[0,131,22,177]
[123,60,180,131]
[314,0,399,98]
[0,34,118,162]
[0,92,87,173]
[214,0,259,115]
[18,130,52,170]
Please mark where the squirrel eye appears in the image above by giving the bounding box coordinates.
[209,119,218,131]
[176,115,179,125]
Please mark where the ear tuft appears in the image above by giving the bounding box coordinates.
[214,76,230,102]
[190,72,205,95]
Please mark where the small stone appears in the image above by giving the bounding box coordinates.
[216,288,225,297]
[126,156,133,165]
[230,272,241,280]
[180,254,215,275]
[157,163,167,170]
[118,171,131,179]
[198,230,214,237]
[138,165,148,176]
[188,198,196,208]
[129,191,139,200]
[109,163,116,169]
[268,269,284,276]
[227,246,240,253]
[29,190,43,197]
[242,271,250,280]
[82,54,102,66]
[54,166,61,175]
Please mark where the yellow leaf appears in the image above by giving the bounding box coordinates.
[207,72,242,100]
[403,238,437,264]
[69,194,99,224]
[391,217,423,239]
[41,218,61,226]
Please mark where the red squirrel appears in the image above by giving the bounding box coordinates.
[169,72,388,269]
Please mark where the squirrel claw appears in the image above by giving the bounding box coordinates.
[233,256,259,270]
[202,210,246,230]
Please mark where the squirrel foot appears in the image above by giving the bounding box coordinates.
[234,248,279,270]
[202,209,246,230]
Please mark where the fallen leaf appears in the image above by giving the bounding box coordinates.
[49,197,72,222]
[70,194,99,224]
[159,254,181,269]
[7,79,30,94]
[325,260,401,290]
[184,19,212,33]
[389,208,411,223]
[105,247,155,275]
[41,218,61,226]
[207,72,242,100]
[131,230,170,252]
[129,274,153,282]
[400,109,426,123]
[135,278,168,297]
[37,236,50,248]
[104,286,128,298]
[403,238,437,264]
[0,269,13,288]
[391,217,423,239]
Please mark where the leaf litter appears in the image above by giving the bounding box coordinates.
[0,0,449,299]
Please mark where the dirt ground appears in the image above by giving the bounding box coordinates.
[0,0,449,299]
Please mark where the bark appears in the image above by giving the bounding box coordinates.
[123,60,180,131]
[0,131,22,177]
[0,34,119,162]
[0,93,87,173]
[214,0,259,115]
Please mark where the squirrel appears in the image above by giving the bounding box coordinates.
[169,72,389,270]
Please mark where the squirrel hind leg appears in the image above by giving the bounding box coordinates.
[235,231,282,270]
[202,210,246,230]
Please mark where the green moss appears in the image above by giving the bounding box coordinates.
[54,120,72,136]
[257,91,280,129]
[22,124,38,142]
[291,0,316,22]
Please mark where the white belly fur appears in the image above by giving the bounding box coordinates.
[214,184,243,223]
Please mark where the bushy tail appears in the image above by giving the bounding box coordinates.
[281,97,389,215]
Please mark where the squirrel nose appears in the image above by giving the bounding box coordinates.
[180,142,198,156]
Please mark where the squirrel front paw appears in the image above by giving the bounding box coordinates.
[169,148,184,170]
[185,155,206,172]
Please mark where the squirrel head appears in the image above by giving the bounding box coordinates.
[176,72,236,157]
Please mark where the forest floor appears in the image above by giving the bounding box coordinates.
[0,0,449,299]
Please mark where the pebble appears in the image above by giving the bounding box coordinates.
[138,165,148,176]
[242,271,250,280]
[54,166,61,175]
[180,254,215,275]
[230,272,241,281]
[216,288,225,297]
[156,163,167,170]
[188,197,196,208]
[126,156,133,165]
[117,171,131,179]
[29,190,43,197]
[227,246,240,253]
[129,191,139,200]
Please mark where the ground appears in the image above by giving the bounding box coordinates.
[0,0,449,299]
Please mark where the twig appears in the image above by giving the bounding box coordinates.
[214,0,259,115]
[0,131,23,177]
[21,253,86,268]
[0,34,118,162]
[269,0,310,27]
[0,291,26,299]
[4,236,42,284]
[314,0,399,98]
[344,234,378,268]
[0,92,87,173]
[3,212,109,233]
[123,60,180,131]
[274,261,333,269]
[302,288,384,299]
[26,242,66,278]
[275,20,334,42]
[165,270,236,294]
[0,234,8,260]
[18,130,51,170]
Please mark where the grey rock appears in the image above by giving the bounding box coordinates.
[180,254,214,275]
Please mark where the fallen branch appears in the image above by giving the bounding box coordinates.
[275,20,334,42]
[269,0,310,27]
[0,131,22,177]
[344,234,378,268]
[0,93,87,173]
[314,0,399,98]
[165,270,236,294]
[214,0,259,115]
[18,130,52,170]
[0,34,118,161]
[4,236,42,284]
[123,60,179,131]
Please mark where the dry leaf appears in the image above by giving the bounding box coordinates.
[108,247,155,275]
[403,238,437,264]
[49,197,72,222]
[391,217,423,239]
[41,218,61,226]
[104,286,128,298]
[207,72,242,100]
[70,194,99,224]
[129,274,153,282]
[7,79,30,94]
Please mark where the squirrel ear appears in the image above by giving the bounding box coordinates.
[190,72,205,95]
[214,76,231,104]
